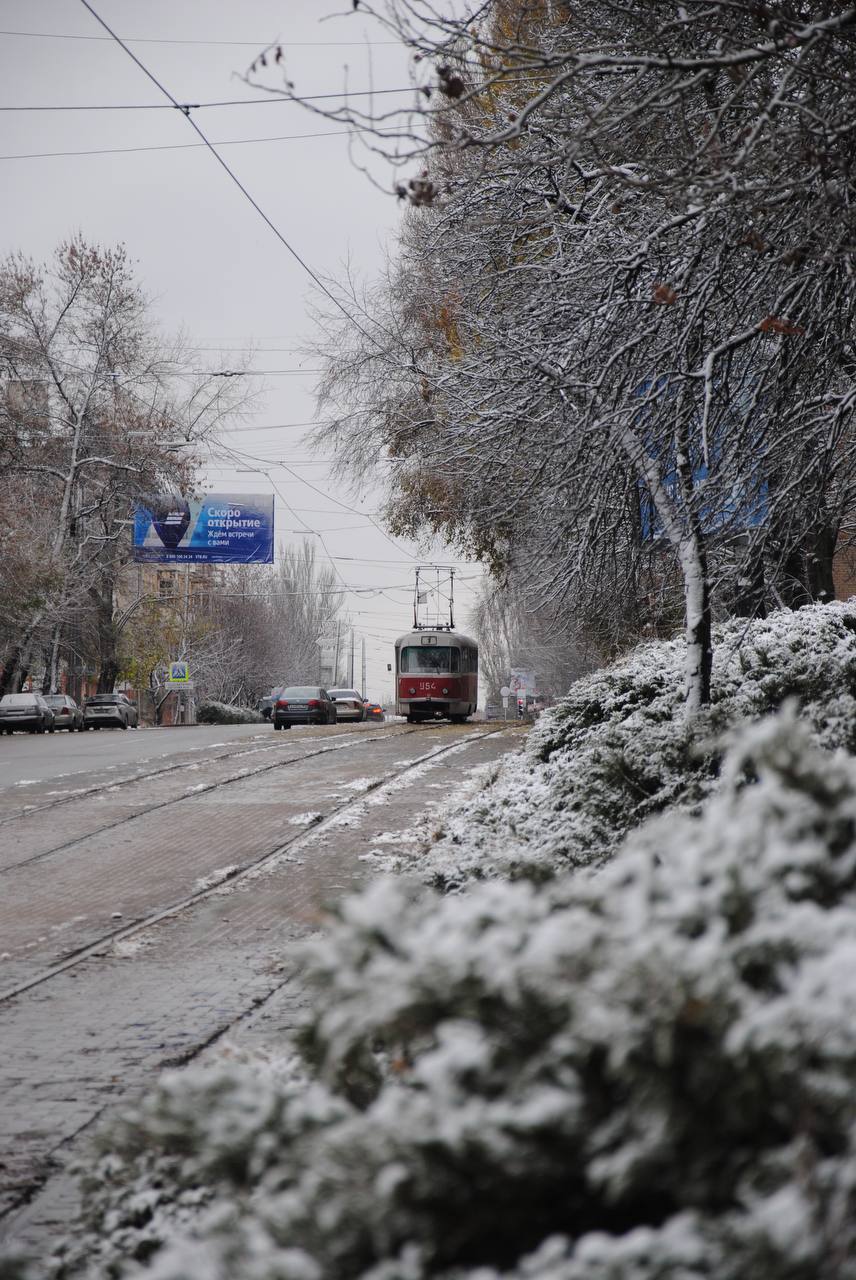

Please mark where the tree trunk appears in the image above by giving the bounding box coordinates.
[0,648,22,698]
[93,578,120,692]
[680,531,712,715]
[42,625,63,693]
[806,523,837,603]
[730,535,767,620]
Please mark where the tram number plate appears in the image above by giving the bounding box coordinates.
[417,682,436,691]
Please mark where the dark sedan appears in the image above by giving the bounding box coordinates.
[273,686,337,729]
[0,692,56,734]
[44,693,85,731]
[83,693,139,729]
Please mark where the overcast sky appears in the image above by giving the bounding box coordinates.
[1,0,484,701]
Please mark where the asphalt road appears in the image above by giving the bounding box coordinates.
[0,719,522,1266]
[0,721,299,788]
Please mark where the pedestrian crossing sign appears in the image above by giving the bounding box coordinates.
[168,661,190,682]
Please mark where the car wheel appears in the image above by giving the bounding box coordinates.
[273,721,281,730]
[48,726,55,733]
[37,725,46,734]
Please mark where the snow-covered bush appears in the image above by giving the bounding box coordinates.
[59,712,856,1279]
[196,701,263,725]
[419,603,856,886]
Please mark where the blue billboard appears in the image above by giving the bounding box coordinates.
[133,493,274,564]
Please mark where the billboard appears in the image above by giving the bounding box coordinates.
[132,493,274,564]
[509,668,537,696]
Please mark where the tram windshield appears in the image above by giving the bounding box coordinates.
[400,646,460,674]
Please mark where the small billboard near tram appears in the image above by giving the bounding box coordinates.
[132,493,274,564]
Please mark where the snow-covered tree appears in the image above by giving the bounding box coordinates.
[0,238,243,694]
[271,2,856,711]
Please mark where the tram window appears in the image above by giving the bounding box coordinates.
[400,646,460,674]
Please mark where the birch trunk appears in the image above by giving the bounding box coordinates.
[679,532,712,714]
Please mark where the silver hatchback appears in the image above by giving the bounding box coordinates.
[43,693,85,731]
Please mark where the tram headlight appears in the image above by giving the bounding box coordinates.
[442,687,449,694]
[409,687,416,694]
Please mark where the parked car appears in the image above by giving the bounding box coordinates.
[328,688,366,722]
[82,692,139,730]
[43,693,84,731]
[0,692,56,734]
[273,686,337,729]
[257,688,282,721]
[363,702,385,723]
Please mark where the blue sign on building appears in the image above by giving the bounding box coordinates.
[133,493,275,564]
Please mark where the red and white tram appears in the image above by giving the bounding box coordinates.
[394,628,478,724]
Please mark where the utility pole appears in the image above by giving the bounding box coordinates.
[333,618,341,686]
[361,637,367,700]
[349,628,355,687]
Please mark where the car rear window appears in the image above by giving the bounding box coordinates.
[44,695,68,706]
[329,689,361,699]
[279,687,321,698]
[86,695,119,705]
[1,693,37,706]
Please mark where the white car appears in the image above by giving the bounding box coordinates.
[328,688,366,722]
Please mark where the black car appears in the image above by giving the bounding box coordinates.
[43,693,85,731]
[0,692,56,734]
[83,693,139,729]
[273,686,337,729]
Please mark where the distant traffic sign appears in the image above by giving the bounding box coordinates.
[167,661,190,683]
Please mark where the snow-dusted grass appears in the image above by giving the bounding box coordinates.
[420,603,856,886]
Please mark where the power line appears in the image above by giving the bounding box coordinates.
[0,28,399,47]
[0,86,416,111]
[76,0,400,361]
[0,125,396,163]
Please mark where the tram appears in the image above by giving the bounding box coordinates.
[394,628,479,723]
[395,566,478,723]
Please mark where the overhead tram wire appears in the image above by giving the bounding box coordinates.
[207,435,420,563]
[0,126,401,164]
[0,29,400,47]
[76,0,414,373]
[211,440,357,597]
[0,87,417,111]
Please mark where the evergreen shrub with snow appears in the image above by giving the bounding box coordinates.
[195,701,263,725]
[61,711,856,1280]
[419,603,856,886]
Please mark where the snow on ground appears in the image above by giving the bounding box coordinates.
[408,603,856,888]
[25,605,856,1280]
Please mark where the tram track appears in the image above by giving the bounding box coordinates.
[0,724,419,877]
[0,722,408,828]
[0,727,505,1006]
